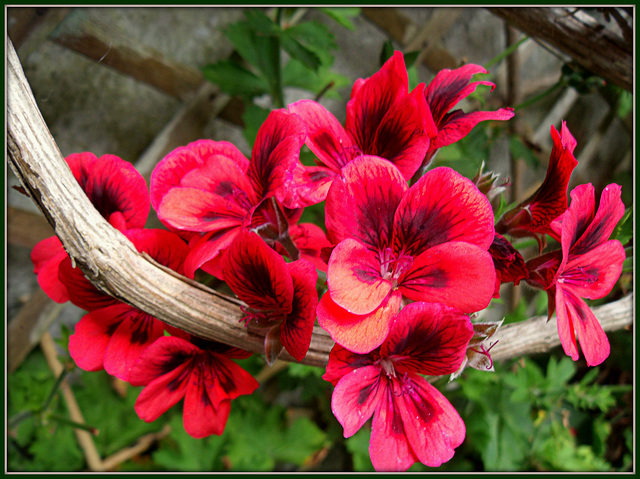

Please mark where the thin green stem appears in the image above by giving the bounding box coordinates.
[485,35,530,70]
[513,82,564,111]
[46,413,99,435]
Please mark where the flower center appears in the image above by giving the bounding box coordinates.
[559,266,598,285]
[379,247,414,284]
[336,144,363,168]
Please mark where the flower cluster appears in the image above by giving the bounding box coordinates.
[30,51,625,470]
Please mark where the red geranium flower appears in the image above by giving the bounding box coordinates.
[526,183,626,366]
[423,63,515,166]
[149,109,308,278]
[287,51,433,203]
[318,156,495,353]
[323,302,474,471]
[63,229,189,381]
[31,152,150,303]
[496,121,579,251]
[129,335,259,438]
[220,229,318,364]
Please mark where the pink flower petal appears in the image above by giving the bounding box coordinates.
[157,187,247,232]
[134,362,193,422]
[103,309,167,382]
[327,238,391,315]
[247,109,307,200]
[129,336,200,386]
[395,166,495,254]
[317,290,402,354]
[68,308,121,372]
[221,229,293,313]
[325,155,407,248]
[395,374,466,467]
[322,343,375,386]
[369,380,417,472]
[31,236,69,303]
[368,85,431,180]
[400,242,496,313]
[150,140,248,211]
[561,240,626,300]
[382,302,473,376]
[288,99,357,171]
[431,107,515,150]
[183,381,231,438]
[556,285,610,366]
[280,259,318,361]
[183,227,239,279]
[331,365,385,437]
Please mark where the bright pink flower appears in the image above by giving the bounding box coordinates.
[323,302,473,471]
[526,183,626,366]
[220,229,318,364]
[150,109,307,278]
[423,63,515,165]
[129,335,259,438]
[31,152,150,303]
[488,233,528,298]
[288,51,433,203]
[318,156,495,353]
[496,122,579,251]
[63,229,189,381]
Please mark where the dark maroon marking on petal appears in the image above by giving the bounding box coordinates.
[166,360,194,392]
[357,377,380,405]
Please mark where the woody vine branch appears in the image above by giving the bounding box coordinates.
[7,40,632,369]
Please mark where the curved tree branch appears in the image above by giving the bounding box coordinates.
[7,40,633,370]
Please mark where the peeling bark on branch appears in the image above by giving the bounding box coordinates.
[488,7,632,91]
[7,40,633,370]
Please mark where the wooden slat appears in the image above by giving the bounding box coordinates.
[49,9,204,101]
[8,206,54,249]
[489,7,632,91]
[8,7,71,61]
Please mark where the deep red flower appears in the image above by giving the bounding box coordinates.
[323,302,473,471]
[63,229,189,381]
[287,51,433,203]
[489,233,529,298]
[496,122,579,251]
[526,183,625,366]
[220,229,318,364]
[129,335,258,438]
[150,109,307,278]
[31,152,150,303]
[423,63,515,165]
[318,156,495,353]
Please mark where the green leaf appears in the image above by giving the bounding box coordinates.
[282,58,350,100]
[201,60,269,98]
[224,395,327,471]
[379,40,395,66]
[318,7,360,30]
[509,135,540,169]
[152,414,226,471]
[282,21,337,67]
[241,102,271,148]
[345,427,375,472]
[610,207,632,245]
[280,33,322,71]
[74,369,164,457]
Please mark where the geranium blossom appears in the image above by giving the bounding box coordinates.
[423,63,515,166]
[220,229,318,364]
[62,229,189,381]
[31,152,150,303]
[129,335,259,438]
[496,122,579,251]
[318,155,495,353]
[323,302,474,471]
[149,109,308,278]
[288,51,433,203]
[526,183,625,366]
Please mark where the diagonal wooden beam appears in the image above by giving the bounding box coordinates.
[488,7,632,91]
